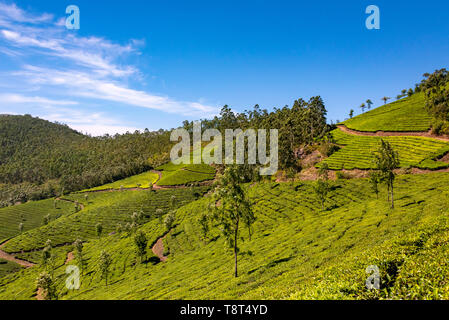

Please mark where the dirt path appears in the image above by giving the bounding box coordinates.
[152,235,168,262]
[56,197,85,210]
[65,251,74,264]
[337,125,449,142]
[0,240,35,268]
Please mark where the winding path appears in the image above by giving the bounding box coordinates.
[0,240,35,268]
[337,125,449,142]
[56,197,85,210]
[152,234,169,262]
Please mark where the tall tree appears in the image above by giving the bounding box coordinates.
[210,165,255,277]
[382,97,391,105]
[366,99,373,110]
[99,250,112,286]
[73,239,85,273]
[421,68,449,121]
[373,139,400,209]
[360,103,366,113]
[134,231,148,263]
[36,272,57,300]
[349,109,354,119]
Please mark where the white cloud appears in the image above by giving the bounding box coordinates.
[14,66,217,116]
[0,93,78,106]
[0,2,53,25]
[0,1,219,132]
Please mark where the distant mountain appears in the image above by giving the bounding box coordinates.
[0,114,171,206]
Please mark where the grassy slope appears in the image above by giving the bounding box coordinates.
[157,162,216,186]
[0,259,22,279]
[1,173,449,300]
[83,171,160,191]
[1,187,209,255]
[320,129,449,170]
[343,93,432,132]
[0,199,75,243]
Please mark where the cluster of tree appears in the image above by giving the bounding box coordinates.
[420,69,449,135]
[183,96,330,176]
[0,114,173,206]
[369,139,400,209]
[2,96,329,205]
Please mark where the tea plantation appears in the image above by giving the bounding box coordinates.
[1,173,449,299]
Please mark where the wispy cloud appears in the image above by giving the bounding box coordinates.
[0,93,78,106]
[0,2,219,135]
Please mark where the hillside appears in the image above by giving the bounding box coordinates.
[342,93,433,132]
[1,173,449,299]
[1,87,449,300]
[320,129,449,170]
[0,115,173,206]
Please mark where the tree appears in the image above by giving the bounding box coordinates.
[170,195,176,210]
[74,201,80,212]
[407,88,414,97]
[382,97,391,105]
[422,69,449,122]
[155,209,164,225]
[41,243,52,266]
[36,272,57,300]
[349,109,354,119]
[99,250,112,286]
[74,239,85,273]
[314,164,330,210]
[366,99,373,110]
[369,171,381,199]
[96,223,103,238]
[210,165,255,277]
[373,139,399,209]
[164,211,176,231]
[42,214,50,226]
[360,103,366,113]
[314,180,329,211]
[134,231,148,263]
[198,213,210,241]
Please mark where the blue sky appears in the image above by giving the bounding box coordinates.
[0,0,448,135]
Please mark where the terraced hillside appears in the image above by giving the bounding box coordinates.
[1,173,449,300]
[343,93,432,132]
[156,162,216,186]
[0,199,75,243]
[83,171,160,192]
[1,187,209,255]
[320,129,449,170]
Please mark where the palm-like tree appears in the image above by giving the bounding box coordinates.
[366,99,373,110]
[382,97,391,105]
[360,103,366,113]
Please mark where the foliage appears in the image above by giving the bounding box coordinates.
[99,250,112,286]
[373,140,400,208]
[0,114,172,204]
[36,272,57,300]
[210,165,255,277]
[319,129,449,170]
[134,231,148,263]
[343,93,432,132]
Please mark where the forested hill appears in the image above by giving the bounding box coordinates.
[0,114,172,206]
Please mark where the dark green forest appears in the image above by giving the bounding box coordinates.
[0,115,172,206]
[0,96,330,206]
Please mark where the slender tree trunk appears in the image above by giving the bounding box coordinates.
[387,183,390,202]
[390,182,394,209]
[234,219,239,278]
